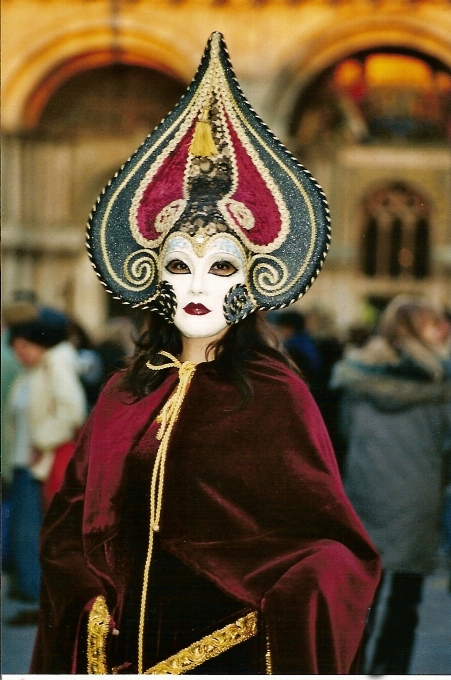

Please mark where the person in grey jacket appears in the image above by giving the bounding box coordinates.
[331,294,451,675]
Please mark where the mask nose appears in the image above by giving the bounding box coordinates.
[189,264,206,296]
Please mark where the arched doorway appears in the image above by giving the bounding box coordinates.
[278,46,450,330]
[2,62,186,332]
[36,63,186,139]
[289,47,451,160]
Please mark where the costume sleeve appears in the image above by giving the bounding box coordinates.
[256,377,380,674]
[30,407,114,674]
[262,539,375,673]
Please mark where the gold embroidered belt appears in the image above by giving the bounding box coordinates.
[142,610,258,675]
[88,597,266,675]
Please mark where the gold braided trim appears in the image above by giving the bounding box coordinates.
[143,610,258,675]
[87,595,110,674]
[265,633,273,674]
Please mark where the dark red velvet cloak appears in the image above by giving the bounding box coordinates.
[31,353,380,674]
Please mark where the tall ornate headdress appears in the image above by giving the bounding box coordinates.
[87,32,331,323]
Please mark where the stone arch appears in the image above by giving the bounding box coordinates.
[2,52,190,328]
[269,15,451,136]
[2,24,196,132]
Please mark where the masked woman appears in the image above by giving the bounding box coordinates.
[31,33,380,675]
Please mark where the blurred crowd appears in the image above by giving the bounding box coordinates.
[1,291,137,625]
[2,290,451,674]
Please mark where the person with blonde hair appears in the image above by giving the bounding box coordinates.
[332,294,451,674]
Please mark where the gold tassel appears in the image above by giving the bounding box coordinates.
[189,109,219,157]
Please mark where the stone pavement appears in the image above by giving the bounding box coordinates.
[2,563,451,675]
[410,561,451,674]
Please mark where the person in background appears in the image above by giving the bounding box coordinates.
[67,319,104,412]
[2,292,39,575]
[344,323,373,351]
[331,294,451,674]
[1,314,22,573]
[269,308,347,471]
[267,309,324,395]
[95,316,137,384]
[3,303,87,619]
[67,317,137,412]
[304,307,346,471]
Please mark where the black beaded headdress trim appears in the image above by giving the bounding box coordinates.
[86,32,331,312]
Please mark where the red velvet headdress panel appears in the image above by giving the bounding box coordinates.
[87,32,331,311]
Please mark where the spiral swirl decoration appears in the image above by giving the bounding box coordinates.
[252,256,289,297]
[224,283,255,325]
[123,249,158,291]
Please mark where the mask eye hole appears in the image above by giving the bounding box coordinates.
[209,260,238,277]
[165,259,191,274]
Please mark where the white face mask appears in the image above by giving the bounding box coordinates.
[162,235,246,339]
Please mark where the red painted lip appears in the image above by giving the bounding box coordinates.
[184,303,211,316]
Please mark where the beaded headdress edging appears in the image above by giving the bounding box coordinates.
[86,32,331,315]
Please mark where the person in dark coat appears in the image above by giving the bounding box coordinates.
[332,294,451,674]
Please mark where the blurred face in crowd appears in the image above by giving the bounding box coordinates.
[436,316,451,346]
[162,234,246,341]
[416,310,446,348]
[11,337,46,367]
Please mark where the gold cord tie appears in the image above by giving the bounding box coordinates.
[138,352,196,674]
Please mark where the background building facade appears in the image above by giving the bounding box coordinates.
[2,0,451,335]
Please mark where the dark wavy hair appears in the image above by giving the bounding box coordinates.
[119,310,298,407]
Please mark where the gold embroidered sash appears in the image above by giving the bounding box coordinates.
[129,611,257,675]
[87,597,265,675]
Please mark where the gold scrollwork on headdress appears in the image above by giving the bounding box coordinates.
[154,200,187,235]
[123,249,158,290]
[221,199,255,232]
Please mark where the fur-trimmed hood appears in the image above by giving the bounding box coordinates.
[331,336,451,410]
